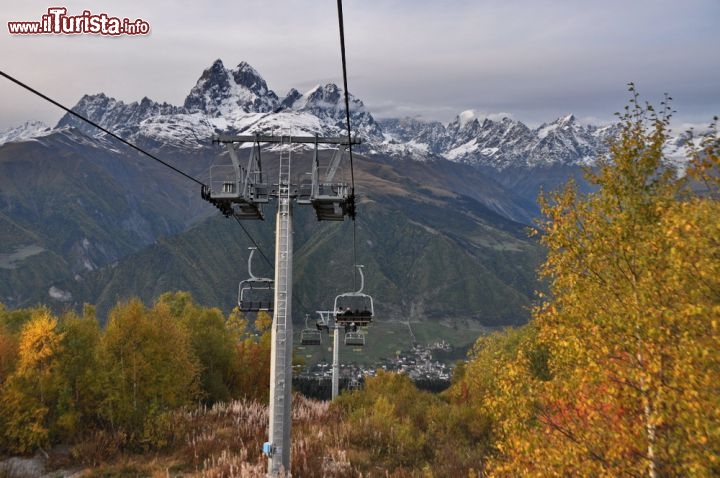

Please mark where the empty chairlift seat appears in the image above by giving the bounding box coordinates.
[300,315,322,345]
[300,329,322,346]
[238,279,274,312]
[344,330,365,347]
[237,248,274,312]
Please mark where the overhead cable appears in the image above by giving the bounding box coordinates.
[0,70,206,187]
[336,0,360,282]
[233,215,274,270]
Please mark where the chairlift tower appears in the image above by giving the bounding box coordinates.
[314,310,344,400]
[206,133,359,476]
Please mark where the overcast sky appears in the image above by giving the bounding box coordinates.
[1,0,718,131]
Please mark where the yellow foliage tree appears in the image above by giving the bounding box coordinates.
[54,306,103,443]
[0,324,18,387]
[99,298,200,443]
[486,89,720,477]
[0,308,65,452]
[157,291,242,403]
[234,309,272,402]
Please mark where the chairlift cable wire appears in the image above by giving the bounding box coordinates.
[336,0,360,287]
[233,215,274,270]
[336,0,355,193]
[0,70,286,307]
[0,71,207,188]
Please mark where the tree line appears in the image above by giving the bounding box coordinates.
[0,292,272,454]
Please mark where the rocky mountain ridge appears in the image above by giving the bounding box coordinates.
[376,112,618,170]
[54,59,385,148]
[8,59,617,171]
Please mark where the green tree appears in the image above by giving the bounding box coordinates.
[0,303,33,334]
[336,371,438,471]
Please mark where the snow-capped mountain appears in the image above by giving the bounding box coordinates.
[11,59,703,174]
[56,93,182,138]
[288,83,383,140]
[377,111,618,170]
[0,121,52,146]
[184,60,280,116]
[54,59,384,147]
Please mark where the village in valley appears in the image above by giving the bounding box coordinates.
[296,340,455,396]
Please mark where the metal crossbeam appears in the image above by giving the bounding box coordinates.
[213,134,361,145]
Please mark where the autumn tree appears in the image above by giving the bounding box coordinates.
[335,370,438,470]
[234,310,272,402]
[157,291,242,403]
[0,323,18,388]
[99,298,200,445]
[0,308,65,452]
[486,88,720,476]
[53,305,103,442]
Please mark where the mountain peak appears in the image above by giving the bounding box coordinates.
[57,92,181,137]
[280,88,302,109]
[210,58,225,70]
[558,113,575,125]
[201,59,229,88]
[230,61,270,95]
[458,110,477,128]
[184,60,279,115]
[0,120,51,146]
[304,83,343,106]
[295,83,354,115]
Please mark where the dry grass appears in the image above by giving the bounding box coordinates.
[60,395,359,477]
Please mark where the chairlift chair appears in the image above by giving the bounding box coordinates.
[203,137,269,219]
[344,330,365,347]
[304,141,354,221]
[334,265,374,326]
[237,248,274,312]
[300,315,322,346]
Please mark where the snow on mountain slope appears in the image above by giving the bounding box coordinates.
[11,58,696,172]
[0,121,52,146]
[52,59,382,147]
[433,113,598,169]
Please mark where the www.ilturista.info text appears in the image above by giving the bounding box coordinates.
[8,8,150,35]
